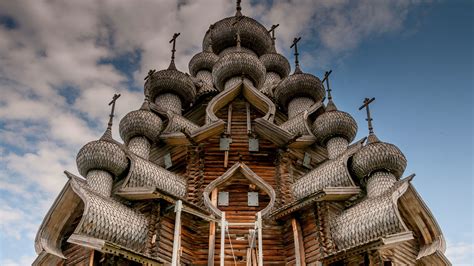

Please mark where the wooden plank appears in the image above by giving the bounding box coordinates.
[208,189,218,266]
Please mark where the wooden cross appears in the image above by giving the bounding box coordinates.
[144,69,156,80]
[290,37,302,69]
[322,70,333,100]
[358,97,376,134]
[268,24,279,45]
[169,32,180,61]
[107,93,121,129]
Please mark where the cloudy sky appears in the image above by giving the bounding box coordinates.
[0,0,472,265]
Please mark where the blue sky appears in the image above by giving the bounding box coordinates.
[0,0,472,265]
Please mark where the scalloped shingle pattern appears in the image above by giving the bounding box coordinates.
[119,109,163,144]
[76,140,129,177]
[312,110,358,145]
[71,177,148,252]
[212,51,266,91]
[274,73,325,110]
[202,16,272,56]
[291,155,354,199]
[189,51,219,76]
[351,142,407,179]
[288,97,315,119]
[145,68,196,108]
[260,52,290,78]
[126,155,187,198]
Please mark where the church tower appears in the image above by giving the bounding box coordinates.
[34,2,450,265]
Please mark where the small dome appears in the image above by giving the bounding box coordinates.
[274,72,325,110]
[219,46,257,57]
[188,51,219,76]
[119,109,163,144]
[202,16,272,56]
[212,51,266,91]
[351,140,407,179]
[312,109,358,145]
[145,68,196,108]
[260,53,291,78]
[76,139,129,177]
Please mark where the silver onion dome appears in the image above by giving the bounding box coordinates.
[202,16,272,56]
[260,53,291,79]
[351,140,407,179]
[274,72,326,110]
[312,108,358,145]
[212,51,266,91]
[145,68,196,108]
[76,138,129,177]
[188,51,219,76]
[119,108,163,144]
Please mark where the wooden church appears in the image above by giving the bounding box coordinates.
[34,2,450,265]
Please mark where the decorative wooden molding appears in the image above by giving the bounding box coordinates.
[203,162,276,218]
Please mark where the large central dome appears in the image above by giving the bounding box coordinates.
[202,15,273,56]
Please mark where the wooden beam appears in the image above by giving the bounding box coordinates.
[172,200,183,266]
[224,104,232,168]
[220,212,226,266]
[292,218,306,266]
[257,212,263,266]
[208,189,218,266]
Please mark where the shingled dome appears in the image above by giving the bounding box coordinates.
[119,108,163,144]
[351,140,407,179]
[144,68,196,108]
[202,16,273,56]
[312,109,358,145]
[260,52,291,78]
[274,72,325,110]
[212,50,266,91]
[76,139,128,177]
[188,50,219,76]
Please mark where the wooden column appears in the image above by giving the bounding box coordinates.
[208,189,218,266]
[220,212,226,266]
[257,212,263,266]
[172,200,183,266]
[292,217,306,266]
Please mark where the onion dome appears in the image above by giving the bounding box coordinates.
[119,99,163,144]
[260,53,290,78]
[76,94,128,178]
[313,109,358,145]
[351,141,407,179]
[274,73,325,110]
[145,66,196,108]
[188,48,219,76]
[145,33,196,108]
[212,28,266,91]
[202,4,272,57]
[273,37,325,110]
[351,97,407,179]
[259,24,291,79]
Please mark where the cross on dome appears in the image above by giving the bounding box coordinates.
[359,97,376,136]
[290,36,302,73]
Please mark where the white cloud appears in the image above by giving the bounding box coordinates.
[446,241,474,266]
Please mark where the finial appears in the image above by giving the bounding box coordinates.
[322,70,337,111]
[236,0,242,16]
[290,37,302,73]
[102,93,121,139]
[358,97,378,143]
[232,16,244,49]
[168,32,180,70]
[268,24,279,51]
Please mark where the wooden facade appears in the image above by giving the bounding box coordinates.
[34,3,450,266]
